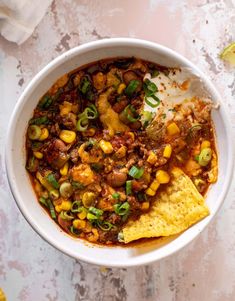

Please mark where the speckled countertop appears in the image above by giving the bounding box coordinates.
[1,1,235,300]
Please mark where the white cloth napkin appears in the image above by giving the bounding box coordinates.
[0,0,53,45]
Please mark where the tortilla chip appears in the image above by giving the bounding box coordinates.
[0,288,6,301]
[122,168,209,243]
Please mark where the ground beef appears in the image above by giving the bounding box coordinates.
[127,196,141,210]
[107,213,121,224]
[98,229,119,244]
[69,148,79,164]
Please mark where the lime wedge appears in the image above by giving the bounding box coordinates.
[220,42,235,65]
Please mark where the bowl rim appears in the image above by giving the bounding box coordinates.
[5,37,234,267]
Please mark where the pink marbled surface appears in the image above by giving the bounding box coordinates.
[1,0,235,300]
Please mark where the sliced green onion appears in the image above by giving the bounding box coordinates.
[28,125,42,140]
[112,192,120,200]
[198,148,212,166]
[29,116,48,125]
[97,220,114,231]
[194,155,199,162]
[39,197,48,207]
[126,180,132,195]
[118,202,130,216]
[143,79,158,96]
[143,79,160,108]
[114,202,130,216]
[141,111,153,127]
[123,105,139,123]
[49,189,60,200]
[47,199,56,219]
[71,204,87,215]
[87,212,98,221]
[88,207,103,218]
[59,182,73,198]
[70,226,81,236]
[71,181,85,190]
[71,200,82,213]
[77,206,88,215]
[31,141,43,150]
[151,70,160,78]
[38,95,53,109]
[84,104,98,120]
[46,173,59,189]
[128,166,144,179]
[186,124,202,142]
[77,105,98,132]
[188,124,202,135]
[80,76,91,94]
[122,213,129,222]
[59,211,74,220]
[125,80,140,97]
[76,116,89,132]
[145,95,160,108]
[26,156,38,173]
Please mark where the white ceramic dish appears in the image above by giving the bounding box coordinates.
[5,38,233,267]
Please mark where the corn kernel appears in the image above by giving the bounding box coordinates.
[167,122,180,135]
[141,202,150,210]
[78,209,87,220]
[60,108,70,116]
[115,145,127,158]
[92,228,99,237]
[117,83,126,94]
[60,200,72,211]
[36,171,53,191]
[60,162,69,176]
[150,179,160,191]
[85,222,92,233]
[128,132,135,142]
[145,187,156,196]
[59,130,76,144]
[73,219,86,229]
[99,139,113,154]
[163,144,172,158]
[87,228,99,242]
[147,151,157,165]
[33,151,43,159]
[39,128,49,141]
[156,170,170,184]
[55,205,62,213]
[201,140,211,150]
[60,101,72,116]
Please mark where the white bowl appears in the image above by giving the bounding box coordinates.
[5,38,233,267]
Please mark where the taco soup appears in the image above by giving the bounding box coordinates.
[25,57,217,245]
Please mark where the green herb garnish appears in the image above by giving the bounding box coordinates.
[128,166,144,179]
